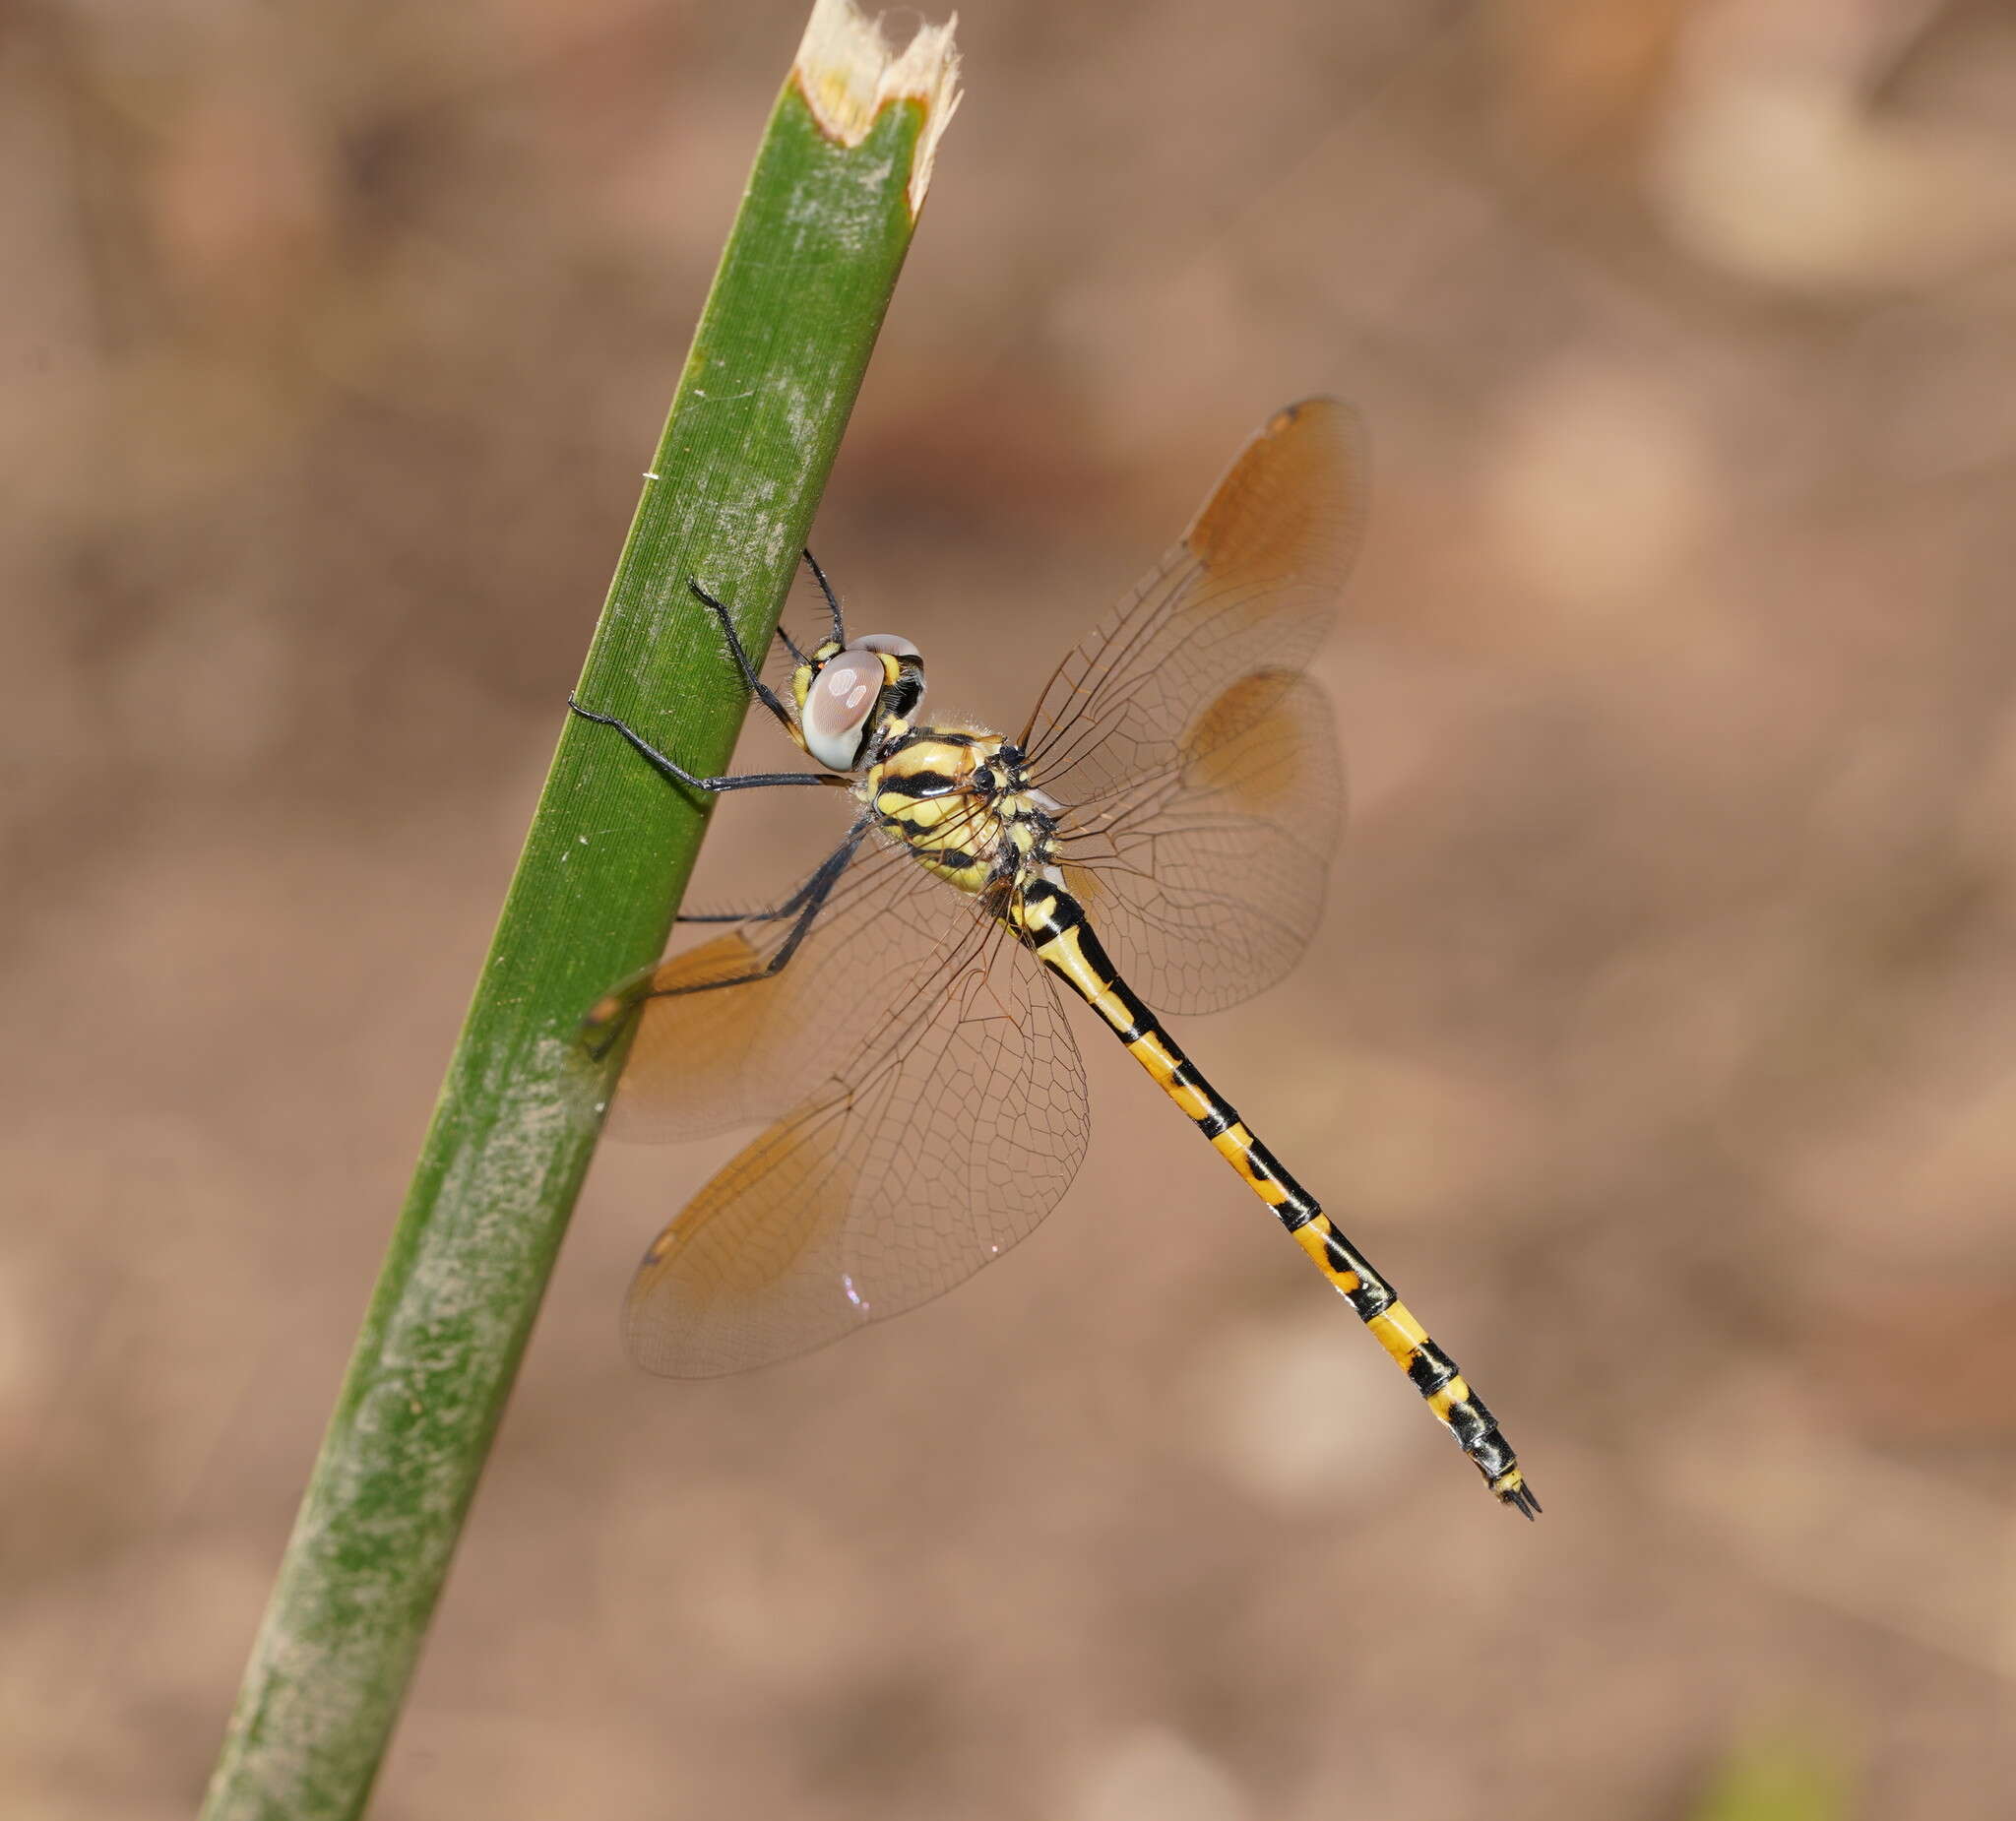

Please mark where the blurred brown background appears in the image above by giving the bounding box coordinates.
[5,1,2015,1817]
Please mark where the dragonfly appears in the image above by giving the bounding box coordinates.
[570,398,1537,1515]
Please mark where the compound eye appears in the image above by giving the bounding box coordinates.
[802,649,885,770]
[849,633,920,660]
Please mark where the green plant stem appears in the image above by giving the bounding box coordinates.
[200,18,952,1819]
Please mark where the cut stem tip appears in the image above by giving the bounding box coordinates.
[793,0,962,215]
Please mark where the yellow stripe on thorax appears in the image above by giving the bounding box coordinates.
[868,736,1007,892]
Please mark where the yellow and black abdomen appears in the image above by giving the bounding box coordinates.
[1006,876,1537,1516]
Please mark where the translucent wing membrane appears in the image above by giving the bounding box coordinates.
[1063,670,1343,1014]
[1028,396,1361,1013]
[624,905,1088,1377]
[1022,398,1364,819]
[608,834,948,1141]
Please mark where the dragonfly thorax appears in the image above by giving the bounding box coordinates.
[862,725,1058,897]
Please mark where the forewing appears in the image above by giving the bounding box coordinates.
[1020,396,1365,817]
[1062,670,1343,1015]
[624,911,1089,1376]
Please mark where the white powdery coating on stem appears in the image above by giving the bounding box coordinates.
[793,0,962,217]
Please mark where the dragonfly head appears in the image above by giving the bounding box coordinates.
[794,634,925,771]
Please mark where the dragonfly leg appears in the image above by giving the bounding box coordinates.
[582,823,867,1058]
[675,904,795,924]
[675,830,865,925]
[800,547,847,647]
[686,580,796,731]
[568,696,835,793]
[773,620,812,670]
